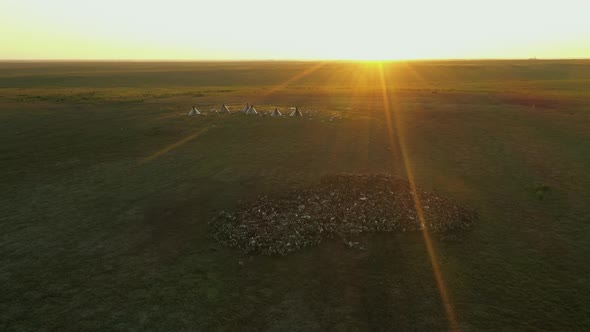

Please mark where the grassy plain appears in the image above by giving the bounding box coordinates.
[1,60,590,330]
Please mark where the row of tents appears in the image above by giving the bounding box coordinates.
[188,104,303,117]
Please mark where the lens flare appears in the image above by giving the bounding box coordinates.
[377,62,460,331]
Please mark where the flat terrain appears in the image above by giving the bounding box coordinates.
[1,60,590,330]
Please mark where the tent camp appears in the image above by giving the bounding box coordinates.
[245,105,258,115]
[290,107,303,117]
[241,103,250,113]
[188,106,201,116]
[270,108,283,117]
[219,104,231,113]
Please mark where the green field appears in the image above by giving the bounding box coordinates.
[1,60,590,330]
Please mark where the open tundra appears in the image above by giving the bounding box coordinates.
[1,60,590,330]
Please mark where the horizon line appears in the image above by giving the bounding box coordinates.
[1,57,590,63]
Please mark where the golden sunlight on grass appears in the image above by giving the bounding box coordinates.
[377,62,459,331]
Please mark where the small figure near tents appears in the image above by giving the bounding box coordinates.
[241,103,250,113]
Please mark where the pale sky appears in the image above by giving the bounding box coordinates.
[1,0,589,60]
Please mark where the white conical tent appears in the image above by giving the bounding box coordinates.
[270,107,283,117]
[245,105,258,115]
[290,107,303,117]
[188,106,200,116]
[219,104,231,113]
[241,103,250,113]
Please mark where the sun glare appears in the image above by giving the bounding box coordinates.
[1,0,589,60]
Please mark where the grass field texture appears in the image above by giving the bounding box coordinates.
[1,60,590,330]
